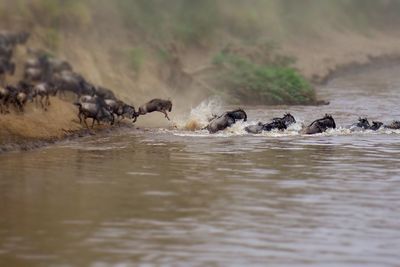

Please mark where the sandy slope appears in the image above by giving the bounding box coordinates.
[0,98,81,149]
[282,30,400,82]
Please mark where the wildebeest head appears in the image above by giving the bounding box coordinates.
[124,105,138,122]
[356,117,370,129]
[165,99,172,112]
[227,108,247,122]
[281,113,296,127]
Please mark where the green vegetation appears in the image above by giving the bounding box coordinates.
[213,51,315,105]
[2,0,400,104]
[127,47,145,74]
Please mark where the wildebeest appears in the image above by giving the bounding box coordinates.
[370,121,384,131]
[245,113,296,134]
[13,81,33,112]
[385,120,400,130]
[349,117,385,131]
[349,117,370,131]
[304,114,336,134]
[47,57,73,74]
[206,108,247,133]
[104,99,137,123]
[0,58,15,85]
[32,82,57,110]
[53,71,95,98]
[0,85,16,113]
[94,86,116,100]
[0,31,29,46]
[74,102,114,128]
[138,98,173,120]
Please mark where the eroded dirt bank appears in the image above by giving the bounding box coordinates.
[283,31,400,83]
[2,29,400,152]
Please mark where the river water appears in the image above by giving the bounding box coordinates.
[1,66,400,267]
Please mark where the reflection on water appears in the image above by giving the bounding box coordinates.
[1,66,400,266]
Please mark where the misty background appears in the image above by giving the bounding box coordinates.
[1,0,400,106]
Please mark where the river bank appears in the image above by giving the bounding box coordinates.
[283,30,400,83]
[2,30,400,152]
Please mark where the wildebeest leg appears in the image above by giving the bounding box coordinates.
[46,95,50,106]
[161,110,170,120]
[78,111,83,124]
[4,99,10,114]
[83,117,90,129]
[17,101,24,113]
[92,118,96,128]
[39,95,45,110]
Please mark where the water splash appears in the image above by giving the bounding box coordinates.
[174,97,224,131]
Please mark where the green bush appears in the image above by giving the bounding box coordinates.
[127,47,145,74]
[213,52,315,105]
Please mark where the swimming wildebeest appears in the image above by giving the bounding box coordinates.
[303,114,336,134]
[74,102,114,129]
[370,121,384,131]
[206,109,247,134]
[349,117,370,131]
[385,120,400,130]
[138,98,172,120]
[245,113,296,134]
[349,117,384,131]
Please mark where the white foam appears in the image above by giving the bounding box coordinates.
[174,97,224,131]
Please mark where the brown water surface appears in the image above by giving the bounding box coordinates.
[1,66,400,266]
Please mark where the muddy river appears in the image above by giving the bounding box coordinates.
[1,66,400,266]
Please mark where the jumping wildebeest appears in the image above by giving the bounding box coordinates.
[138,98,173,120]
[206,108,247,133]
[74,102,114,129]
[304,114,336,134]
[245,113,296,134]
[385,120,400,130]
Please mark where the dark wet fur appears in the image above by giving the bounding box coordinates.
[206,109,247,133]
[245,113,296,134]
[385,120,400,129]
[304,114,336,134]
